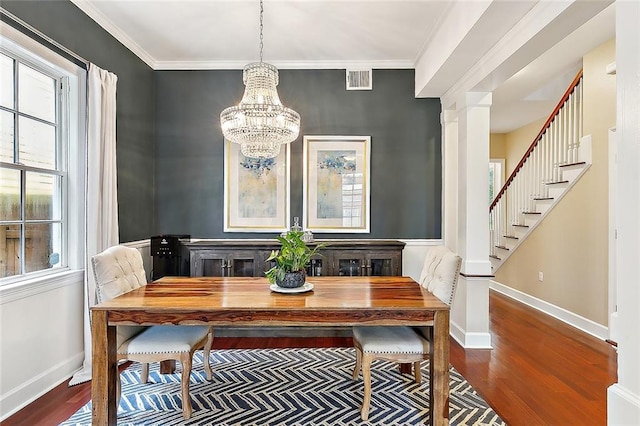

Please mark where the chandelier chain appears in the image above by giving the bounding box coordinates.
[259,0,264,63]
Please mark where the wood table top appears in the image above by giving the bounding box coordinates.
[92,276,449,327]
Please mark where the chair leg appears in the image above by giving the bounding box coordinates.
[180,354,193,419]
[360,353,373,421]
[413,361,422,383]
[141,363,150,383]
[353,346,362,380]
[203,327,214,381]
[116,371,122,408]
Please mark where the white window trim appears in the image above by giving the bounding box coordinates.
[0,22,86,287]
[0,269,83,304]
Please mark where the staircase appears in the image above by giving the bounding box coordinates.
[489,70,591,272]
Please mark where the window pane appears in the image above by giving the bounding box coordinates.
[0,224,21,277]
[0,110,15,163]
[26,172,60,220]
[25,222,61,273]
[0,167,20,220]
[0,54,14,109]
[338,259,362,276]
[18,116,56,169]
[18,63,55,122]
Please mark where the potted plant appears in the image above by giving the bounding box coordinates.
[265,231,325,288]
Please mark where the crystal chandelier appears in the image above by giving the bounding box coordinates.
[220,0,300,159]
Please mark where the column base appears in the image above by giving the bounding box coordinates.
[450,321,492,348]
[608,384,640,425]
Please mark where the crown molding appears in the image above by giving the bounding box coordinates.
[70,0,414,72]
[153,59,415,71]
[69,0,156,69]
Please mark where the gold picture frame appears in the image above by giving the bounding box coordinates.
[224,141,290,232]
[303,135,371,233]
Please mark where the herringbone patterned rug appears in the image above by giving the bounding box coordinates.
[62,348,505,425]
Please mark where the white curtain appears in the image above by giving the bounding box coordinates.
[70,64,119,385]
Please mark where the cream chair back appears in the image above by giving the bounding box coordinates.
[92,245,148,347]
[92,245,147,303]
[428,251,462,306]
[417,246,450,287]
[417,245,462,306]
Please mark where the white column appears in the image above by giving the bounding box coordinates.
[608,1,640,424]
[442,108,458,253]
[450,92,492,348]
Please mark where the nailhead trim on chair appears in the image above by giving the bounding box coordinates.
[118,325,212,355]
[353,326,431,354]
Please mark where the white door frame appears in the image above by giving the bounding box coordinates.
[608,127,617,342]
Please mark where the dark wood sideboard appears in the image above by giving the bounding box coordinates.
[185,239,406,278]
[181,240,405,338]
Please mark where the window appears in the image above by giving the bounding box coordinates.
[1,25,85,284]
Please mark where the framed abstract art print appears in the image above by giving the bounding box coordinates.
[303,135,371,233]
[224,141,290,232]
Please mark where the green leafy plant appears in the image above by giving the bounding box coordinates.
[265,231,325,284]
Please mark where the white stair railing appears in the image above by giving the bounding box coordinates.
[490,70,583,261]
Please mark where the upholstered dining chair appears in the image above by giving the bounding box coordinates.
[92,245,214,419]
[351,245,462,421]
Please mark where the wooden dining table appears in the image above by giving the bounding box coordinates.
[91,276,451,425]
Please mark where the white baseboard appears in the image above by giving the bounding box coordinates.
[0,352,84,421]
[450,320,493,349]
[490,280,609,340]
[608,384,640,425]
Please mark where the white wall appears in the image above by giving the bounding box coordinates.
[0,272,84,420]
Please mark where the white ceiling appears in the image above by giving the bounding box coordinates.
[70,0,616,133]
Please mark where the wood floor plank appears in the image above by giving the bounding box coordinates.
[2,290,617,425]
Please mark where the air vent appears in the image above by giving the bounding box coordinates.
[346,69,372,90]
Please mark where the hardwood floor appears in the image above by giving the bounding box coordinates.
[452,290,617,425]
[2,290,617,425]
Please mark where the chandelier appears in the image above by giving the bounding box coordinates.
[220,0,300,159]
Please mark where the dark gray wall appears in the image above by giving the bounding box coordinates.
[4,1,442,241]
[3,0,155,242]
[155,69,441,239]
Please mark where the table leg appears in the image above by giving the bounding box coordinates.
[91,309,117,425]
[430,310,450,426]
